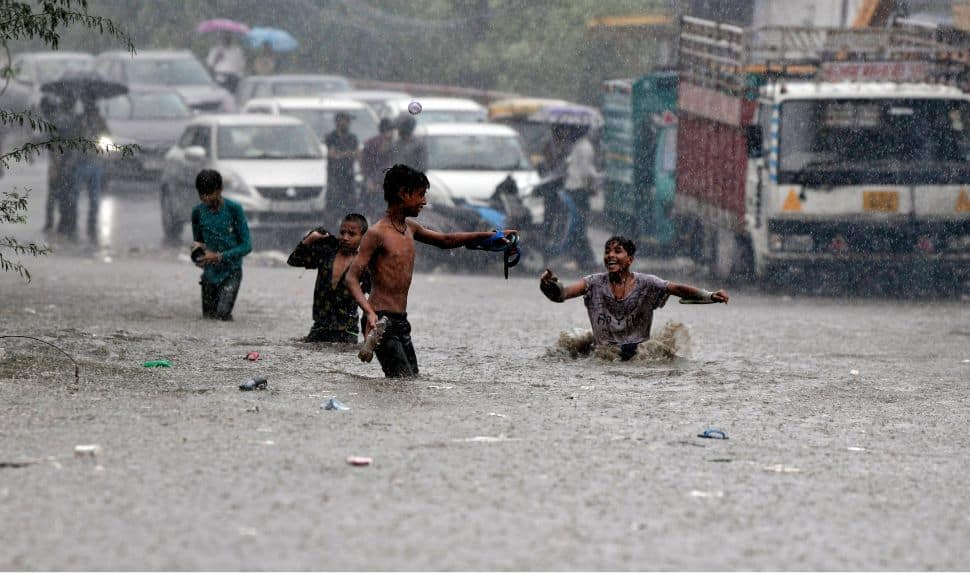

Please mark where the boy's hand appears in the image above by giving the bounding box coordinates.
[712,290,729,303]
[540,268,558,284]
[363,311,378,336]
[303,230,329,245]
[199,251,223,266]
[501,229,518,244]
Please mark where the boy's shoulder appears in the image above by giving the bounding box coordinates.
[223,198,244,211]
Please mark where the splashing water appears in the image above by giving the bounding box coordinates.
[548,321,691,362]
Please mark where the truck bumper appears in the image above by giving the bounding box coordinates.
[764,252,970,281]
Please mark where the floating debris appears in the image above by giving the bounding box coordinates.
[74,445,102,457]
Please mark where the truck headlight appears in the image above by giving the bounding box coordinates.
[97,135,115,153]
[769,233,783,251]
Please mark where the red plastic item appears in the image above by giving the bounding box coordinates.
[245,351,260,361]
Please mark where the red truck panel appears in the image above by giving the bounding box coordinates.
[675,82,756,226]
[676,114,747,221]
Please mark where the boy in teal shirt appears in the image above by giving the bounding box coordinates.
[190,169,252,320]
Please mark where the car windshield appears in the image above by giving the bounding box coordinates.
[34,58,93,82]
[284,108,379,141]
[269,80,350,97]
[417,110,487,124]
[99,92,192,120]
[217,124,323,160]
[779,98,970,184]
[425,134,531,170]
[126,58,212,86]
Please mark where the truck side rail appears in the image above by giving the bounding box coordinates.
[679,15,970,95]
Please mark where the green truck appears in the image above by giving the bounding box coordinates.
[601,70,679,254]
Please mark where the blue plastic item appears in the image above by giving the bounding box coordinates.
[697,428,728,440]
[323,397,350,411]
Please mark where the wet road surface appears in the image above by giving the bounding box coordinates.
[2,160,970,569]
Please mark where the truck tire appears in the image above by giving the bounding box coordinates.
[160,186,184,246]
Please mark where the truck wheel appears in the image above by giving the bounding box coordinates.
[160,186,184,246]
[711,227,737,281]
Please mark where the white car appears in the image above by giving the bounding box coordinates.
[340,90,412,119]
[382,97,487,124]
[159,114,328,246]
[242,97,381,144]
[415,123,542,225]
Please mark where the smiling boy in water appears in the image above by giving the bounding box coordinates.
[540,235,728,360]
[345,164,516,378]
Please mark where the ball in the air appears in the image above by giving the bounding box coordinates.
[408,101,422,115]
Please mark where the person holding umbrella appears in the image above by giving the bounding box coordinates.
[41,70,126,242]
[206,32,246,94]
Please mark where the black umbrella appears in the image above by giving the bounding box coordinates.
[41,70,128,100]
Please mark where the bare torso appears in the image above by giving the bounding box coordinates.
[331,252,355,290]
[366,219,416,313]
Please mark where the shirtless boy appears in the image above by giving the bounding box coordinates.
[540,235,729,360]
[345,164,516,378]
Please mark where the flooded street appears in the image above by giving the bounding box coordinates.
[2,162,969,568]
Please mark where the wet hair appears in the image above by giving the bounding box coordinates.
[378,117,394,133]
[396,113,416,135]
[195,169,222,195]
[343,213,368,234]
[383,164,429,204]
[605,235,636,257]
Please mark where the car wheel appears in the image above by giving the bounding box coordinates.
[160,185,184,245]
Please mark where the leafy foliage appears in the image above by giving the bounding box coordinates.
[0,191,51,281]
[1,0,134,282]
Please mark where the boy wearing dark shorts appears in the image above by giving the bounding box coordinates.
[345,164,516,378]
[191,169,252,321]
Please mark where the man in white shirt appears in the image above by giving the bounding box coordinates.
[562,125,600,268]
[206,33,245,94]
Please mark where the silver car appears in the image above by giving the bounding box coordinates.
[159,114,327,246]
[96,50,234,113]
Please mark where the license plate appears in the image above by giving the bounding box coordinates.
[863,191,899,213]
[269,201,314,213]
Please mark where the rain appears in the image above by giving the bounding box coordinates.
[1,0,969,570]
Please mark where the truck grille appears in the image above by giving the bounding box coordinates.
[256,186,323,201]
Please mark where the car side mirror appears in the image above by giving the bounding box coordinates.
[184,146,206,162]
[746,125,763,158]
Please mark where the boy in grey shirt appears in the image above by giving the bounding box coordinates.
[540,235,728,359]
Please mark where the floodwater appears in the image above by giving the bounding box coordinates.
[2,162,970,570]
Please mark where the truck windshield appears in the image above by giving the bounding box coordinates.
[778,98,970,185]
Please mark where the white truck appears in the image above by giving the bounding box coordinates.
[675,17,970,287]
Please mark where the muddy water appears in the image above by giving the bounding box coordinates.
[1,253,970,568]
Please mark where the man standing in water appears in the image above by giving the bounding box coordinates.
[539,235,728,360]
[345,164,516,378]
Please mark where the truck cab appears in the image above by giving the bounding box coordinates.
[674,16,970,286]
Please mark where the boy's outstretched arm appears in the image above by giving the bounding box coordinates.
[539,268,587,302]
[346,230,380,334]
[412,221,517,250]
[667,282,729,303]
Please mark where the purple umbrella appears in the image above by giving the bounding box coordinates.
[528,104,604,129]
[196,19,249,34]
